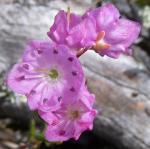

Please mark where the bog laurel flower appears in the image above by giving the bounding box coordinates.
[7,40,84,110]
[48,3,141,58]
[48,9,96,51]
[47,10,82,52]
[39,87,97,141]
[83,3,141,58]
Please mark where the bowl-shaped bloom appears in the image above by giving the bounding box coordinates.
[48,3,141,58]
[7,41,84,110]
[47,10,82,51]
[48,9,97,52]
[39,87,97,142]
[83,3,141,58]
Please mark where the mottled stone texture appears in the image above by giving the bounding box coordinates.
[0,1,150,149]
[81,52,150,149]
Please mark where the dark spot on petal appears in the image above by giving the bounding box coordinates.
[70,87,75,92]
[16,75,25,81]
[30,90,36,95]
[37,49,43,54]
[52,119,59,126]
[59,130,65,136]
[43,98,48,104]
[68,57,74,62]
[23,64,29,70]
[85,79,88,85]
[58,96,62,102]
[72,71,77,76]
[17,66,24,72]
[53,49,58,54]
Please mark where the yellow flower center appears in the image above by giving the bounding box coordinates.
[48,69,59,79]
[67,108,80,119]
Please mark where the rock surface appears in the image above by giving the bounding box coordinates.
[0,1,150,149]
[81,52,150,149]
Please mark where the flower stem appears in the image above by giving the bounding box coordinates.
[76,48,88,58]
[29,119,36,142]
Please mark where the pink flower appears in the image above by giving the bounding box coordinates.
[48,3,141,58]
[83,3,141,58]
[66,17,97,49]
[7,41,85,110]
[47,10,82,51]
[48,9,97,51]
[39,87,97,142]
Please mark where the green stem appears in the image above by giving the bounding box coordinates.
[29,119,36,142]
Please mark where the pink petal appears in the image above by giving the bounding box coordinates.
[66,17,97,49]
[106,18,141,47]
[48,11,68,44]
[99,44,126,58]
[48,10,81,44]
[84,3,120,31]
[6,64,41,95]
[45,120,73,142]
[38,111,59,125]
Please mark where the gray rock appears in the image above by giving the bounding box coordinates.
[80,52,150,149]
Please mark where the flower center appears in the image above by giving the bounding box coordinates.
[93,31,111,52]
[48,69,59,79]
[68,109,80,119]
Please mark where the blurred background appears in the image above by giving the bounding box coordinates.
[0,0,150,149]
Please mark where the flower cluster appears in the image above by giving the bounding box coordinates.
[48,3,141,58]
[7,3,141,142]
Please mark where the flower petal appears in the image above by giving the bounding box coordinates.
[45,120,73,142]
[48,10,81,44]
[6,64,41,95]
[105,19,141,47]
[66,17,97,49]
[99,44,126,58]
[84,3,120,31]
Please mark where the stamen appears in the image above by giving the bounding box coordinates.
[34,68,59,80]
[67,6,71,27]
[22,75,43,80]
[34,68,49,73]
